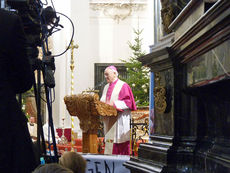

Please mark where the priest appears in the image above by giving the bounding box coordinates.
[100,65,136,155]
[27,116,38,142]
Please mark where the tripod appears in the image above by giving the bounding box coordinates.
[32,57,59,163]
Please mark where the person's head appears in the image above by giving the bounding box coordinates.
[32,163,73,173]
[29,116,36,123]
[59,151,86,173]
[104,65,118,83]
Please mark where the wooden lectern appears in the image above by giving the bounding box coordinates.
[64,93,117,153]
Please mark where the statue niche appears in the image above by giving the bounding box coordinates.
[160,0,175,34]
[160,0,190,34]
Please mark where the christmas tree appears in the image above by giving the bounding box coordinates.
[121,28,150,106]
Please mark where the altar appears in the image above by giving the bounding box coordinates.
[82,154,130,173]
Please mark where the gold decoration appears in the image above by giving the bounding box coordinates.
[67,40,79,95]
[154,72,167,114]
[160,0,174,34]
[130,109,149,155]
[66,40,79,151]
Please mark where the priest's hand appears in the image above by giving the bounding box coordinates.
[113,103,123,112]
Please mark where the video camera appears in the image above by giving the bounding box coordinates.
[7,0,59,47]
[7,0,61,88]
[6,0,61,163]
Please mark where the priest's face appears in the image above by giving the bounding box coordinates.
[29,117,36,123]
[104,68,117,83]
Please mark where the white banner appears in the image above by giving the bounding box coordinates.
[82,154,130,173]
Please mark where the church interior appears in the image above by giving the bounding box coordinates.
[1,0,230,172]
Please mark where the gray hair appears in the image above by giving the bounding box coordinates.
[59,152,87,173]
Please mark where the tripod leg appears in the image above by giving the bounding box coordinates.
[42,69,59,163]
[33,70,46,162]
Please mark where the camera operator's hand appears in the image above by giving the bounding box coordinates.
[30,58,43,71]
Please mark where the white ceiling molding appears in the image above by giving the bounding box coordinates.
[90,0,147,23]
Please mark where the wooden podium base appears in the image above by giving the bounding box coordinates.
[82,130,98,153]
